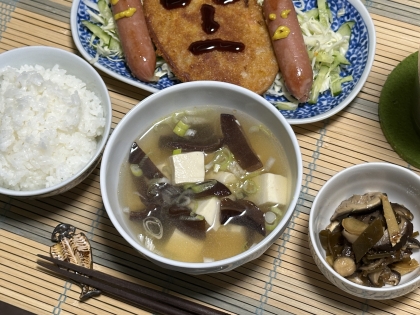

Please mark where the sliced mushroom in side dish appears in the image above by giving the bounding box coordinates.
[330,192,383,221]
[368,267,401,287]
[406,237,420,249]
[392,202,414,221]
[346,272,371,286]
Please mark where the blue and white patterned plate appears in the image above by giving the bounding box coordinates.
[70,0,375,125]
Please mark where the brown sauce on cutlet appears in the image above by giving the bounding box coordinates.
[162,0,245,55]
[189,39,245,55]
[212,0,241,5]
[201,4,219,34]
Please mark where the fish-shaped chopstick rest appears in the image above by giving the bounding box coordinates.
[49,223,101,301]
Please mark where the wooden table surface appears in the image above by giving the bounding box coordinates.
[1,0,420,314]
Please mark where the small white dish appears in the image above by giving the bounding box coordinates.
[309,162,420,299]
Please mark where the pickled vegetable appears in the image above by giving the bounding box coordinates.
[319,192,420,287]
[381,194,401,247]
[352,217,384,263]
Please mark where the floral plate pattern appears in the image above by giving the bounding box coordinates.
[70,0,375,124]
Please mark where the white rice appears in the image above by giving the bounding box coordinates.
[0,64,106,191]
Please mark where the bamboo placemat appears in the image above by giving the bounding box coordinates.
[1,0,420,314]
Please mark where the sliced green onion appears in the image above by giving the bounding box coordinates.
[188,181,215,194]
[265,214,278,232]
[173,120,190,137]
[195,214,205,221]
[264,207,284,232]
[143,217,163,239]
[270,206,284,218]
[213,148,234,171]
[265,211,277,225]
[172,148,182,155]
[130,164,143,177]
[242,179,258,195]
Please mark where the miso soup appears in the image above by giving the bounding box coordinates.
[118,106,291,263]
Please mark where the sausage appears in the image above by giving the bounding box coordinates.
[263,0,313,102]
[111,0,156,82]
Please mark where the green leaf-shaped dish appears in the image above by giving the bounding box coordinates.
[379,51,420,169]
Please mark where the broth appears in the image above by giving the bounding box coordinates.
[118,106,291,262]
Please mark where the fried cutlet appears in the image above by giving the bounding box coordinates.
[143,0,278,95]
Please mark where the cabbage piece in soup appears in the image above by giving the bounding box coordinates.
[118,106,291,262]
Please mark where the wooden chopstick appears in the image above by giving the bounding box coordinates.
[0,301,36,315]
[36,255,229,315]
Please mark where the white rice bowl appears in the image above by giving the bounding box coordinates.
[0,64,105,191]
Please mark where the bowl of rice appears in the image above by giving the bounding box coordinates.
[0,46,112,198]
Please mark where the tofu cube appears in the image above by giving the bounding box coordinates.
[155,162,171,179]
[168,151,205,184]
[202,224,247,261]
[124,171,146,211]
[207,170,237,186]
[163,228,205,262]
[125,191,145,212]
[195,197,221,231]
[245,173,288,207]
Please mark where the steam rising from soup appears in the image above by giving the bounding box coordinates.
[118,106,291,262]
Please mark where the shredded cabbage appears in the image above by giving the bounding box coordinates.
[299,1,353,104]
[81,0,173,80]
[82,0,122,60]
